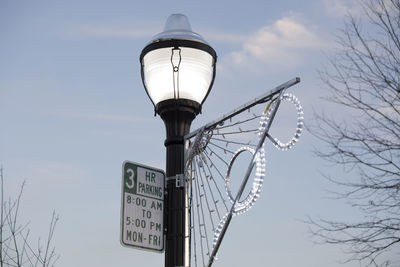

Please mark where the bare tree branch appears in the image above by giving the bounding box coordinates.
[0,167,59,266]
[309,0,400,266]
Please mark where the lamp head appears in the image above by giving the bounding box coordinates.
[140,14,217,115]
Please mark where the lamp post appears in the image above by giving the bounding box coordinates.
[140,14,217,267]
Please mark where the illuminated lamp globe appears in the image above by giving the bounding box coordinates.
[140,14,217,115]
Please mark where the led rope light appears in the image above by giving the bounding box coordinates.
[212,214,228,256]
[263,93,304,151]
[224,146,265,215]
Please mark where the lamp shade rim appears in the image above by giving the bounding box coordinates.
[151,30,208,45]
[155,98,202,115]
[140,39,217,63]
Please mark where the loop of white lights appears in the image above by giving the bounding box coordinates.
[225,146,265,215]
[265,93,304,151]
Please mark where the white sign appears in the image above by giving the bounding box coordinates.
[120,161,165,252]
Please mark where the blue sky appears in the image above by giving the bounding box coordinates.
[0,1,375,266]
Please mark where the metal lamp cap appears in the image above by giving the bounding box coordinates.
[150,14,209,44]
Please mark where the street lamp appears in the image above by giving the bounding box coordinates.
[140,14,217,267]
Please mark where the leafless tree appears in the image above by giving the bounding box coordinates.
[0,167,59,267]
[308,0,400,266]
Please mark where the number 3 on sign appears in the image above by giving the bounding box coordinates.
[126,169,135,189]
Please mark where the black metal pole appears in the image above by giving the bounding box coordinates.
[156,99,200,267]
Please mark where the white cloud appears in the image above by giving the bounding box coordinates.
[201,30,248,44]
[221,16,325,73]
[322,0,364,17]
[69,24,248,44]
[66,16,325,74]
[56,111,154,123]
[66,24,155,39]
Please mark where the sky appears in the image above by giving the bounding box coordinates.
[0,0,379,266]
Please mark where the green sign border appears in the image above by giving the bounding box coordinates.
[120,160,165,252]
